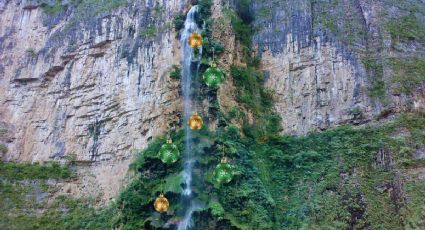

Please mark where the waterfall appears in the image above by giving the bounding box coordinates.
[177,5,202,230]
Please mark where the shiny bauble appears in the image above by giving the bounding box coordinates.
[203,67,224,88]
[188,112,203,130]
[213,159,234,184]
[188,32,203,48]
[158,139,180,164]
[154,194,169,213]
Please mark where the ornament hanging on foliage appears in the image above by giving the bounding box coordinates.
[154,193,169,213]
[158,139,180,164]
[188,32,203,48]
[188,112,203,130]
[213,158,234,184]
[203,64,225,88]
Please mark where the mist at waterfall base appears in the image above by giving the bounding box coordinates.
[177,5,204,230]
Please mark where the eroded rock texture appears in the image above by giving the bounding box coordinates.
[0,0,424,203]
[252,0,425,134]
[0,0,187,202]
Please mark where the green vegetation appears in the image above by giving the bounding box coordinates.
[2,113,424,229]
[312,0,366,47]
[197,0,213,26]
[0,161,72,180]
[361,57,386,100]
[173,13,186,31]
[25,48,36,58]
[225,0,254,49]
[203,39,224,58]
[386,13,425,44]
[169,65,182,80]
[139,26,157,40]
[0,144,7,155]
[0,161,76,229]
[389,57,425,94]
[41,0,127,16]
[257,8,272,19]
[153,4,164,17]
[41,0,65,15]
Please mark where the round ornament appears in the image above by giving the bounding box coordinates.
[188,32,202,48]
[203,66,224,88]
[158,139,180,164]
[188,112,203,130]
[213,159,234,184]
[154,193,169,213]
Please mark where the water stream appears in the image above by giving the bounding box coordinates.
[177,5,202,230]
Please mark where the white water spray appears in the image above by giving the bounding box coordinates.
[177,5,202,230]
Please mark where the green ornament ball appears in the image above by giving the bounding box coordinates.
[213,163,234,184]
[203,67,224,88]
[158,142,180,164]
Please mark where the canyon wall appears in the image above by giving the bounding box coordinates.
[0,0,187,202]
[0,0,424,202]
[252,0,425,134]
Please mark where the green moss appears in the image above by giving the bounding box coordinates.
[389,57,425,94]
[0,161,72,180]
[401,181,425,229]
[0,129,7,135]
[257,8,271,19]
[139,26,157,39]
[362,57,386,100]
[0,162,77,230]
[386,13,425,44]
[0,144,7,154]
[229,10,253,48]
[153,4,163,17]
[169,65,181,80]
[25,48,37,58]
[41,1,65,15]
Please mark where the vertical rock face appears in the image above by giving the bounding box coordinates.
[0,0,187,201]
[260,38,369,134]
[252,0,425,134]
[0,0,424,203]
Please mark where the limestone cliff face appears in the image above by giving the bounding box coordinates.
[252,0,425,134]
[0,0,186,202]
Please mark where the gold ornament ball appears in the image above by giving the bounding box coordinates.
[188,32,203,49]
[188,112,203,130]
[154,194,169,213]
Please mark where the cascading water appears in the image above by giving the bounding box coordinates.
[178,5,202,230]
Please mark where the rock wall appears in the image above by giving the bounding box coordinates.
[252,0,425,134]
[0,0,187,202]
[0,0,424,202]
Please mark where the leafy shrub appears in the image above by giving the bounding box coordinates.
[230,12,253,48]
[173,13,186,31]
[0,161,72,180]
[203,39,225,57]
[169,65,181,79]
[197,0,213,26]
[139,26,157,39]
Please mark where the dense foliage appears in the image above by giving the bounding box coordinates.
[2,113,424,229]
